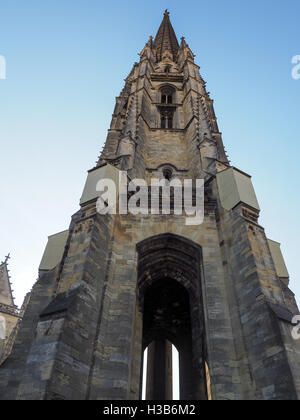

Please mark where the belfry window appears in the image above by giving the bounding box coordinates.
[160,109,174,129]
[159,86,176,129]
[164,65,171,74]
[160,115,173,129]
[160,86,174,104]
[161,94,172,104]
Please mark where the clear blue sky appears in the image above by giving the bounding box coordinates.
[0,0,299,307]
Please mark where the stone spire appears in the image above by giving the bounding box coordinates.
[0,255,14,307]
[153,10,179,62]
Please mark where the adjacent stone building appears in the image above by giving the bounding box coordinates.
[0,11,299,400]
[0,256,22,364]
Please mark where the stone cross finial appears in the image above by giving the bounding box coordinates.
[5,254,10,264]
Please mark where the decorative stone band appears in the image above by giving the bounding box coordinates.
[0,303,21,318]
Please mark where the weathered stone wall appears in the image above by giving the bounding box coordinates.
[0,267,59,399]
[2,194,299,400]
[214,177,300,400]
[86,205,244,400]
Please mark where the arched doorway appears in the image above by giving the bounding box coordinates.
[136,233,209,400]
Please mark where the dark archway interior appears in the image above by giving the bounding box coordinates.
[143,278,192,400]
[143,278,191,348]
[137,233,208,401]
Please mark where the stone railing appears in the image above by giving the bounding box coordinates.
[0,303,21,317]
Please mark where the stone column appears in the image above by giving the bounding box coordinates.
[146,340,173,400]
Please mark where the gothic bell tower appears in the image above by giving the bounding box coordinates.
[1,11,300,400]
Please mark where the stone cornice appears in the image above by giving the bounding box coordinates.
[0,303,21,318]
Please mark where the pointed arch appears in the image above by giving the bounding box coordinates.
[136,233,208,400]
[159,84,176,104]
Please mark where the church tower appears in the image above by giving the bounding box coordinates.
[1,11,300,400]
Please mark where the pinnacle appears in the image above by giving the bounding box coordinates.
[0,254,15,307]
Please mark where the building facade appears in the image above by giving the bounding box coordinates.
[0,11,299,400]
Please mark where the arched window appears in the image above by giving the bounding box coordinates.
[159,86,176,129]
[164,65,172,74]
[160,109,174,129]
[160,86,175,105]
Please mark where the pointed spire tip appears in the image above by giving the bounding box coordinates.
[153,9,179,62]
